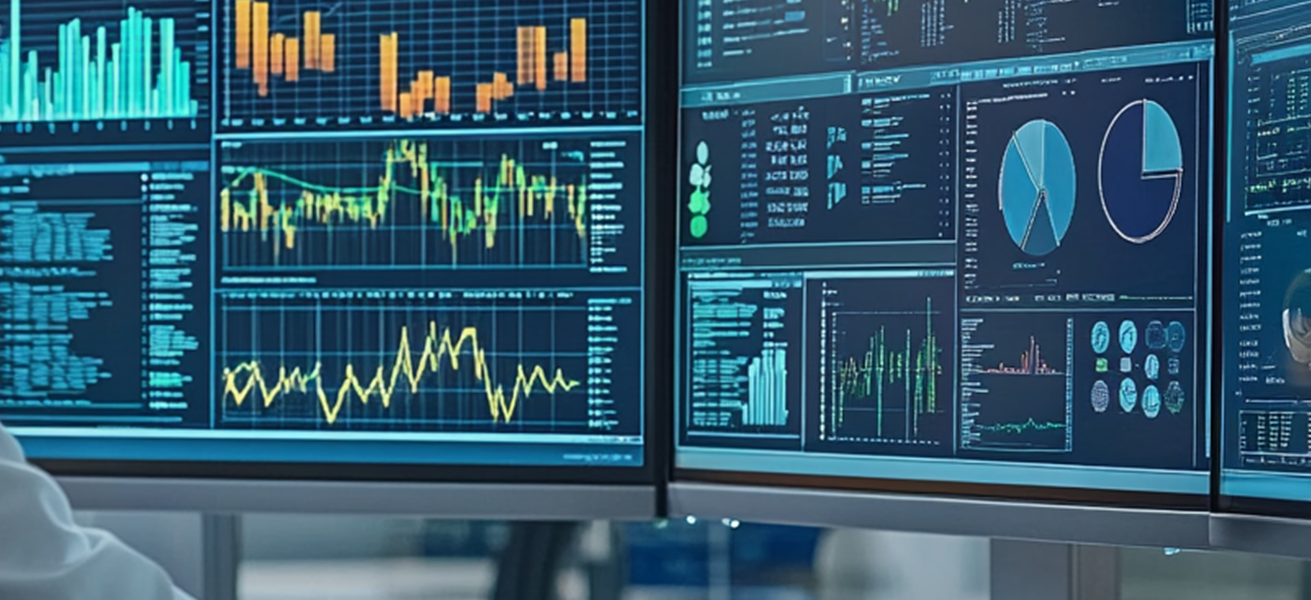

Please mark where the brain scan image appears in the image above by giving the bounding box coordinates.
[1119,320,1138,354]
[1092,321,1111,355]
[1283,270,1311,367]
[1145,354,1160,381]
[1145,320,1167,351]
[1092,380,1110,413]
[1120,378,1138,413]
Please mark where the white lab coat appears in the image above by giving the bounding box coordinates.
[0,422,195,600]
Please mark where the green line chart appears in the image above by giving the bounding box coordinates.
[816,276,953,447]
[973,418,1068,435]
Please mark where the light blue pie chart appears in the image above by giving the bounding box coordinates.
[999,119,1077,256]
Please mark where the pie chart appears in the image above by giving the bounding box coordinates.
[1099,99,1184,244]
[999,119,1077,256]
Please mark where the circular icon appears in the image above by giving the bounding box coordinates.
[1099,99,1183,244]
[1167,321,1187,353]
[1119,378,1138,413]
[1119,320,1138,354]
[1145,321,1167,350]
[1091,321,1110,355]
[1142,385,1162,419]
[1092,380,1110,413]
[688,141,713,239]
[999,119,1077,256]
[1165,382,1186,414]
[1145,354,1160,381]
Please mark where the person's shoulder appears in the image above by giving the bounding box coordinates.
[0,422,23,461]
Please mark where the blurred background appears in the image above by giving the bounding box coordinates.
[82,513,1310,600]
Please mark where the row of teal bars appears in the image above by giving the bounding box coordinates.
[0,2,199,122]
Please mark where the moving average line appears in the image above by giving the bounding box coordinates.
[222,322,581,425]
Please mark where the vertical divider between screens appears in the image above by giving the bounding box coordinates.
[670,0,687,496]
[1211,0,1228,512]
[210,0,222,435]
[648,0,680,514]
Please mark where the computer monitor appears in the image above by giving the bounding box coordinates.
[1220,0,1311,520]
[0,0,662,515]
[676,0,1216,509]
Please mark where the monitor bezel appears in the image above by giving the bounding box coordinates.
[1211,0,1311,524]
[671,0,1220,511]
[669,481,1212,549]
[17,0,677,493]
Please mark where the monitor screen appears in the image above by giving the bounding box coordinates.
[1221,0,1311,513]
[677,0,1215,501]
[0,0,650,481]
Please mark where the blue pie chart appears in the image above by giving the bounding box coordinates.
[1099,99,1183,244]
[999,119,1077,256]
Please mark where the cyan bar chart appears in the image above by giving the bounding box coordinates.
[0,1,200,122]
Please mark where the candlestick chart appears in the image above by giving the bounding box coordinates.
[221,0,641,130]
[816,276,953,447]
[218,135,611,271]
[0,0,209,125]
[215,291,636,433]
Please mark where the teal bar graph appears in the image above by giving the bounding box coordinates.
[0,1,199,122]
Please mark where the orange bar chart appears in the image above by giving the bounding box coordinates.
[252,1,269,96]
[399,92,412,119]
[304,11,321,69]
[286,38,300,82]
[321,34,335,72]
[229,0,610,121]
[231,0,338,98]
[534,26,548,91]
[379,33,399,113]
[434,76,451,114]
[476,83,492,113]
[554,52,568,81]
[517,27,532,85]
[235,0,252,69]
[416,70,434,114]
[270,33,284,75]
[570,19,586,82]
[493,72,511,100]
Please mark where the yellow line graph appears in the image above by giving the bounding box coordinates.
[219,140,588,264]
[222,322,581,425]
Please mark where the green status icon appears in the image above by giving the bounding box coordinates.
[688,141,712,238]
